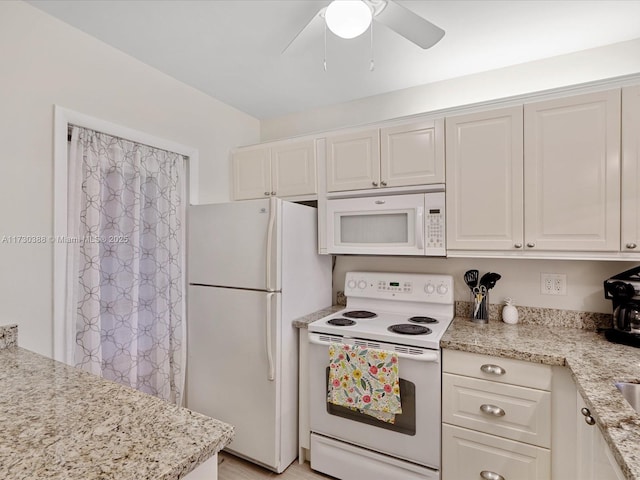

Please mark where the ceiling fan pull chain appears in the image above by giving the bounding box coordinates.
[369,21,375,71]
[323,22,328,72]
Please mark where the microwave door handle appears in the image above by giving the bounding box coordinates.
[416,206,424,250]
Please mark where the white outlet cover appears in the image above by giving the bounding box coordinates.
[541,273,567,295]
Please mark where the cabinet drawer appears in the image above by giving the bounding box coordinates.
[442,424,550,480]
[443,349,552,390]
[443,373,551,448]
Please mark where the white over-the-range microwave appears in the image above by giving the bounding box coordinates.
[326,187,445,256]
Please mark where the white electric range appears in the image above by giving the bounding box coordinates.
[307,271,454,480]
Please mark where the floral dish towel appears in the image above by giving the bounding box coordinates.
[327,343,402,424]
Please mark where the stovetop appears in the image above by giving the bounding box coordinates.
[307,272,454,350]
[308,308,454,349]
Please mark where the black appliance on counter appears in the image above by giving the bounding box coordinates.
[604,266,640,347]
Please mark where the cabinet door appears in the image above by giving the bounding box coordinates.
[380,119,444,187]
[524,90,621,251]
[326,129,380,192]
[576,393,625,480]
[271,140,317,197]
[442,424,550,480]
[622,85,640,253]
[232,147,271,200]
[445,107,524,250]
[443,373,551,448]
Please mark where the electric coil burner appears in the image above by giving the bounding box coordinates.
[326,318,356,326]
[409,316,438,324]
[342,310,377,319]
[387,324,432,335]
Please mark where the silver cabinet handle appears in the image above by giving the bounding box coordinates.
[372,181,379,187]
[480,404,506,417]
[264,192,270,196]
[514,243,523,249]
[526,242,535,248]
[381,180,388,186]
[480,364,506,376]
[580,407,596,425]
[626,243,638,249]
[271,191,276,196]
[480,471,505,480]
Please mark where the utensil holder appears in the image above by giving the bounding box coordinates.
[471,290,489,323]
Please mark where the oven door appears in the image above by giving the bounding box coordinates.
[326,194,425,255]
[308,332,441,470]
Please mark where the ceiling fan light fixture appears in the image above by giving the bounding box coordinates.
[325,0,373,39]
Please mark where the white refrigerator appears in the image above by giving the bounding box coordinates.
[186,198,332,472]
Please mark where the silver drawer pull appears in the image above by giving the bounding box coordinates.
[480,404,506,417]
[480,471,505,480]
[480,364,506,376]
[585,415,596,426]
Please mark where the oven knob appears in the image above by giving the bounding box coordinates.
[357,280,367,290]
[437,284,449,295]
[424,283,435,294]
[347,280,357,289]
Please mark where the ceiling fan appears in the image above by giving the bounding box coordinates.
[282,0,445,53]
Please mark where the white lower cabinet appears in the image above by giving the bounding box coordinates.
[183,454,218,480]
[442,350,552,480]
[442,349,627,480]
[442,424,550,480]
[576,393,625,480]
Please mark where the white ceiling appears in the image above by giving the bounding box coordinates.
[27,0,640,120]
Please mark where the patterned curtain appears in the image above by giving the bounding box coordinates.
[66,125,186,405]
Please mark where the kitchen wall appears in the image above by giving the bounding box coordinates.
[261,37,640,141]
[261,37,640,316]
[333,256,638,315]
[0,1,260,356]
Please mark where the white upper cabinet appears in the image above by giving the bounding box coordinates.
[326,129,380,192]
[326,120,444,193]
[271,140,317,198]
[446,89,623,254]
[232,139,317,200]
[380,119,445,187]
[622,85,640,253]
[232,146,271,200]
[446,106,524,250]
[524,90,621,251]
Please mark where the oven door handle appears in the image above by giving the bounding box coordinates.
[308,334,440,363]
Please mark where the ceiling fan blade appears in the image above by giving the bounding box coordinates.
[281,1,331,54]
[374,0,445,49]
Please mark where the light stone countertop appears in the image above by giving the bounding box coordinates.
[293,306,640,479]
[0,325,234,480]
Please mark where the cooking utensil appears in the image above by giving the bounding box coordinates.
[480,272,501,290]
[464,270,479,290]
[472,285,487,317]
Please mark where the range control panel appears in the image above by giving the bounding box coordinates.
[344,271,454,304]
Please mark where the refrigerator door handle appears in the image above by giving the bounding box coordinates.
[266,292,276,381]
[266,197,277,292]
